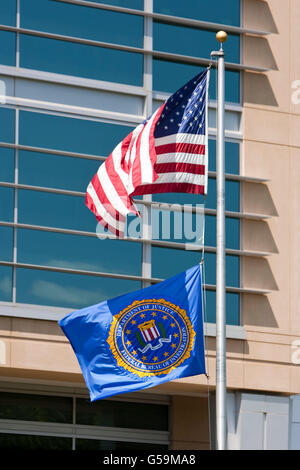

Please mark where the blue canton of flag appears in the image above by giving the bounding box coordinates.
[154,70,208,138]
[59,264,206,401]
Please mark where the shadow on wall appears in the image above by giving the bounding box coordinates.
[244,0,279,34]
[242,293,278,328]
[242,257,279,292]
[242,219,278,255]
[242,0,279,108]
[243,72,278,107]
[244,36,278,71]
[243,182,278,217]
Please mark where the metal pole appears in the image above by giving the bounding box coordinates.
[211,30,227,451]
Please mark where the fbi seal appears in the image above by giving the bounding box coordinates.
[107,298,196,377]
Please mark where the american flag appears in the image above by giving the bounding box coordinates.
[86,69,210,237]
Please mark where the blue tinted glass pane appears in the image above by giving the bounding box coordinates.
[226,293,240,325]
[205,215,240,250]
[21,0,143,47]
[205,179,240,212]
[226,255,240,288]
[18,229,142,276]
[0,188,14,222]
[0,0,16,26]
[226,218,240,250]
[19,111,132,156]
[226,180,240,212]
[88,0,143,8]
[0,266,12,301]
[0,433,72,450]
[154,23,240,64]
[16,268,141,309]
[0,148,14,182]
[205,291,240,325]
[210,68,240,104]
[204,253,239,287]
[0,108,15,143]
[0,227,13,261]
[19,151,101,192]
[20,35,143,86]
[152,247,239,288]
[154,0,240,27]
[153,60,240,103]
[208,140,240,175]
[0,31,16,66]
[18,190,96,232]
[151,208,204,246]
[152,247,202,279]
[155,179,240,211]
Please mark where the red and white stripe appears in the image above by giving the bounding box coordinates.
[132,132,207,197]
[86,106,163,237]
[86,103,208,237]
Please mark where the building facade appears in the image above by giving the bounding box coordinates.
[0,0,299,450]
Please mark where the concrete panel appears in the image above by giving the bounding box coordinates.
[238,411,265,450]
[266,413,289,449]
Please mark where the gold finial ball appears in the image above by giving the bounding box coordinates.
[216,31,228,43]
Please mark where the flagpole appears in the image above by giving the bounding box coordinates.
[211,30,228,451]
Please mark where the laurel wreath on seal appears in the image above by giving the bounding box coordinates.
[107,298,196,378]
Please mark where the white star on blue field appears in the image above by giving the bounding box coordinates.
[154,70,208,138]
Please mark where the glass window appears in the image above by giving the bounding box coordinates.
[18,189,96,232]
[205,179,240,212]
[205,216,240,250]
[0,187,14,222]
[204,252,240,287]
[153,60,240,103]
[0,148,15,182]
[0,227,13,261]
[21,0,143,48]
[0,108,15,144]
[150,210,240,250]
[19,151,101,192]
[153,0,240,27]
[76,398,168,430]
[152,191,205,206]
[0,392,73,423]
[151,247,201,279]
[151,179,240,213]
[154,22,240,64]
[151,206,204,246]
[18,229,142,276]
[20,34,143,86]
[76,439,168,451]
[209,141,240,175]
[16,268,141,309]
[0,31,16,66]
[151,248,240,288]
[0,433,72,450]
[205,291,240,325]
[19,111,132,156]
[0,266,12,302]
[0,0,16,26]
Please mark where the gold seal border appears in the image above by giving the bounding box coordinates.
[107,298,196,378]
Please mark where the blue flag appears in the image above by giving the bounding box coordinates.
[58,264,206,401]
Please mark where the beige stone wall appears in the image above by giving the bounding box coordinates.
[240,0,300,393]
[170,396,210,450]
